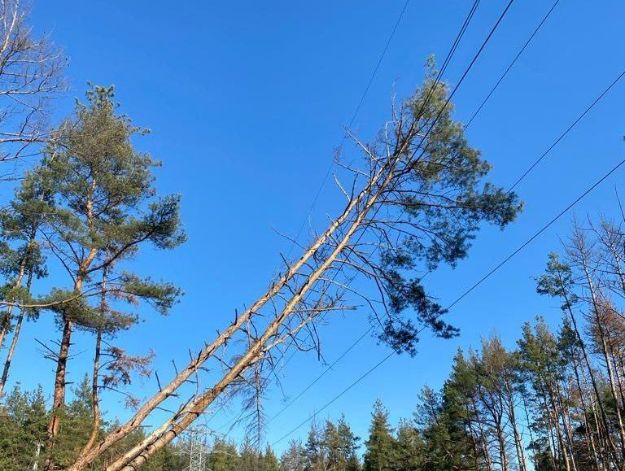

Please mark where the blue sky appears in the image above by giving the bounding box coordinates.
[7,0,625,453]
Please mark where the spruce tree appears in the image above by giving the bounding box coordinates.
[208,439,240,471]
[363,400,395,471]
[394,419,423,471]
[262,446,281,471]
[280,440,306,471]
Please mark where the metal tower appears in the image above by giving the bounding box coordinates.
[179,426,209,471]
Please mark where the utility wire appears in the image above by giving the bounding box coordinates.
[286,0,481,260]
[464,0,561,129]
[264,0,485,430]
[448,158,625,310]
[266,326,374,425]
[266,1,517,445]
[286,0,411,259]
[508,67,625,191]
[270,155,625,447]
[271,351,395,446]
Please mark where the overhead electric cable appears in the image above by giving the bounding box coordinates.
[270,155,625,447]
[508,67,625,191]
[265,1,516,444]
[464,0,561,129]
[263,0,486,430]
[286,0,412,259]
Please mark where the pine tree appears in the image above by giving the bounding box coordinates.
[0,384,47,470]
[30,85,185,467]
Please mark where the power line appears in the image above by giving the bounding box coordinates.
[265,0,486,431]
[286,0,481,260]
[266,0,516,446]
[448,157,625,310]
[270,155,625,447]
[266,326,374,425]
[465,0,561,129]
[286,0,411,259]
[405,0,515,166]
[508,67,625,191]
[271,351,395,447]
[347,0,412,130]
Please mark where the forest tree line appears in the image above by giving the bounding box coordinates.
[2,0,623,470]
[5,216,625,471]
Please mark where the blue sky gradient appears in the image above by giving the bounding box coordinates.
[6,0,625,452]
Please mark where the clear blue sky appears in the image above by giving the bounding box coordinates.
[8,0,625,452]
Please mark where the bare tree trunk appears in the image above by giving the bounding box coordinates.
[472,397,494,471]
[46,180,99,469]
[507,394,527,471]
[32,441,41,471]
[0,251,27,351]
[112,183,390,470]
[583,268,625,462]
[571,356,601,469]
[554,385,578,471]
[0,269,33,396]
[521,394,537,468]
[495,418,508,471]
[538,386,560,471]
[68,152,398,470]
[79,268,107,457]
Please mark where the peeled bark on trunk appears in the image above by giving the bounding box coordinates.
[0,250,28,381]
[109,161,395,471]
[557,265,622,468]
[507,394,527,471]
[0,270,33,396]
[68,151,399,471]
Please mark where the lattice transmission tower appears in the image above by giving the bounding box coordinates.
[178,426,210,471]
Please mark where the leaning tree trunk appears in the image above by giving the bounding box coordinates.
[68,79,520,470]
[0,269,33,396]
[108,156,398,471]
[67,143,401,471]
